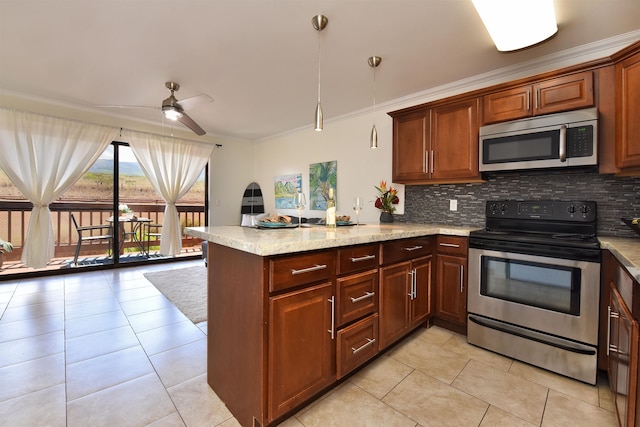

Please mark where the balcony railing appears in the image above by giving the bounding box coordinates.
[0,201,205,262]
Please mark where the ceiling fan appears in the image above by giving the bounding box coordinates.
[97,81,213,136]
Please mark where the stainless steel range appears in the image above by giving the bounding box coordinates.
[467,200,601,384]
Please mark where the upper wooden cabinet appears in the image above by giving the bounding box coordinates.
[482,71,595,125]
[616,47,640,171]
[391,98,481,184]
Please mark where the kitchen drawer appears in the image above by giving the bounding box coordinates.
[336,314,379,379]
[436,235,468,256]
[337,244,379,275]
[380,237,433,265]
[336,269,378,327]
[269,250,335,292]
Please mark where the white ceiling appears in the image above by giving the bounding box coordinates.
[1,0,639,141]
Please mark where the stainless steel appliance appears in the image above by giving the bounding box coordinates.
[467,200,601,384]
[479,108,598,172]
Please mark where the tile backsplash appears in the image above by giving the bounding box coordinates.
[401,169,640,237]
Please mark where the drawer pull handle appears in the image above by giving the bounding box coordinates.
[291,264,327,275]
[350,292,375,303]
[439,243,460,248]
[352,338,376,354]
[402,245,423,251]
[351,254,376,263]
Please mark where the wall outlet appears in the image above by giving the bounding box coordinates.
[449,199,458,211]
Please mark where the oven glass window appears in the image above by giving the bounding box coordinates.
[483,130,559,164]
[480,256,581,315]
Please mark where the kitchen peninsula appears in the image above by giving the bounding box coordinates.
[184,223,475,427]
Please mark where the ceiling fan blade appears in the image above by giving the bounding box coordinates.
[178,112,206,136]
[177,94,214,111]
[95,104,160,110]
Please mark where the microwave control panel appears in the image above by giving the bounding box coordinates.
[566,125,594,158]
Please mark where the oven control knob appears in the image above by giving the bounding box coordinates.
[500,203,507,215]
[489,203,498,215]
[567,205,577,215]
[580,205,591,217]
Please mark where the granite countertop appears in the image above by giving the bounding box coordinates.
[598,235,640,282]
[184,223,477,257]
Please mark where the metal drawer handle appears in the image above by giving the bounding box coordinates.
[350,291,375,303]
[350,254,376,263]
[291,264,327,275]
[402,245,423,251]
[328,296,335,340]
[439,243,460,248]
[352,338,376,354]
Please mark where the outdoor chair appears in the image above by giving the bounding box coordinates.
[144,223,162,256]
[70,213,113,266]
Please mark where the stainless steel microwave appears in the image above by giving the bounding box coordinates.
[479,108,598,172]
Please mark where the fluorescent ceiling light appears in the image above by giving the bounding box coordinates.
[163,107,183,121]
[471,0,558,52]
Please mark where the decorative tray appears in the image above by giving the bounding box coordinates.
[621,218,640,237]
[257,221,298,229]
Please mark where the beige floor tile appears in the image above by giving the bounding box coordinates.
[0,383,66,427]
[508,360,600,406]
[383,370,488,427]
[118,294,174,316]
[64,287,116,305]
[452,359,548,425]
[64,309,129,339]
[6,288,64,307]
[0,352,65,402]
[66,345,154,400]
[598,377,615,412]
[0,312,64,342]
[149,338,207,388]
[349,354,413,399]
[441,334,512,372]
[65,324,140,364]
[13,278,64,295]
[136,319,206,356]
[217,416,244,427]
[297,381,416,427]
[479,405,537,427]
[0,299,65,322]
[541,389,618,427]
[145,412,187,427]
[64,297,122,320]
[66,372,176,427]
[276,416,306,427]
[412,325,455,346]
[167,374,233,427]
[127,305,188,333]
[389,335,469,384]
[114,285,162,302]
[0,330,64,368]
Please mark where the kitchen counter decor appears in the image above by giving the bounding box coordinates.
[374,180,399,223]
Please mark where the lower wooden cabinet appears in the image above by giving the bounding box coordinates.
[434,235,468,328]
[268,281,335,420]
[608,284,639,427]
[379,255,432,350]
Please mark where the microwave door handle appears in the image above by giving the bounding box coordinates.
[559,125,567,162]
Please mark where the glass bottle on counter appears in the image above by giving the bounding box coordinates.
[326,187,336,228]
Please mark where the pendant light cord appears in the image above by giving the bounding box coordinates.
[317,31,322,104]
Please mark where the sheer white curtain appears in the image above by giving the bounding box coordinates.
[127,131,214,256]
[0,108,118,268]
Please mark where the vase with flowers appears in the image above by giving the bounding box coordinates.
[118,203,133,219]
[374,180,399,223]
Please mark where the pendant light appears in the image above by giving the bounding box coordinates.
[312,15,328,131]
[368,56,381,149]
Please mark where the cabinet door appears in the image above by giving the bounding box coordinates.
[609,284,639,427]
[534,71,594,116]
[268,282,335,421]
[392,109,429,182]
[336,269,378,327]
[483,85,532,124]
[410,256,432,326]
[430,99,480,180]
[616,51,640,170]
[379,262,411,350]
[435,254,467,325]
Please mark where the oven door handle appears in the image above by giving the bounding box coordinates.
[468,315,596,356]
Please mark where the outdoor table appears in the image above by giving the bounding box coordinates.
[106,216,152,255]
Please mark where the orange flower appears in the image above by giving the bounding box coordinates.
[374,180,399,213]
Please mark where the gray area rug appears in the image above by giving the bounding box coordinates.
[144,265,207,324]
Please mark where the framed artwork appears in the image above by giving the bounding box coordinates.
[274,173,302,209]
[309,160,337,210]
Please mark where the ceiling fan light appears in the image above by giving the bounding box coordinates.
[471,0,558,51]
[163,107,183,121]
[370,125,378,149]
